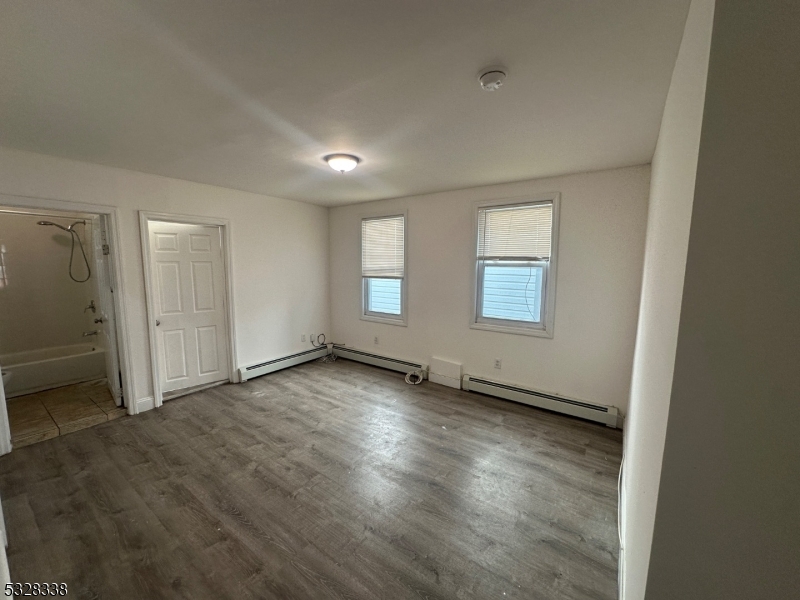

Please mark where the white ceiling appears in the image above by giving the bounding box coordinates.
[0,0,690,206]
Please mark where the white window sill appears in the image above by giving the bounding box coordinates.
[470,321,553,338]
[360,314,407,327]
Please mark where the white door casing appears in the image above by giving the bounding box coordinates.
[92,215,124,406]
[147,221,230,394]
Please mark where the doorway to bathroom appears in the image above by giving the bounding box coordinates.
[0,204,128,449]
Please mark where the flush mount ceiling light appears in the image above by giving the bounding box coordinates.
[325,154,360,173]
[479,67,507,91]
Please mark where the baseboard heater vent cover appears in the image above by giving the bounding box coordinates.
[462,375,620,428]
[332,346,428,378]
[239,347,328,382]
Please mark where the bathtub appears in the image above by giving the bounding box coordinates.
[0,344,106,398]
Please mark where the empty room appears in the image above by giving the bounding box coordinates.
[0,0,797,598]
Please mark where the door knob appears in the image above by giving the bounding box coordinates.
[156,319,160,326]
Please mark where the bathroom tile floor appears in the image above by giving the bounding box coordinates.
[7,380,126,448]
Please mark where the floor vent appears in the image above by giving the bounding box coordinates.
[239,347,328,382]
[462,375,620,428]
[332,346,428,378]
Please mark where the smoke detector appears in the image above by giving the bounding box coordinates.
[479,68,507,91]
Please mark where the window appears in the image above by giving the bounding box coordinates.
[362,214,406,324]
[473,198,557,336]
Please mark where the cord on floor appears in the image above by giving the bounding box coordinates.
[312,333,343,363]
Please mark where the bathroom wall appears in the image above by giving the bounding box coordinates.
[0,212,96,356]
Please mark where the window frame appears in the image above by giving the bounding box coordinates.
[475,259,549,328]
[360,211,408,326]
[470,194,560,338]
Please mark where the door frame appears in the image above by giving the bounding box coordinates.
[139,211,238,408]
[91,214,124,406]
[0,193,136,435]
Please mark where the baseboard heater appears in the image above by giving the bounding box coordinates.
[239,347,328,382]
[332,346,428,378]
[462,375,621,428]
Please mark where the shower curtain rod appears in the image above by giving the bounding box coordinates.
[0,207,96,222]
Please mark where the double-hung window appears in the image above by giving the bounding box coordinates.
[473,197,558,336]
[361,214,406,324]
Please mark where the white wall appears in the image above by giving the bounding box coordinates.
[0,494,8,591]
[0,212,96,355]
[620,0,715,598]
[645,0,800,596]
[0,146,329,407]
[330,166,649,412]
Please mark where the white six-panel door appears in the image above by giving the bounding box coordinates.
[148,221,230,393]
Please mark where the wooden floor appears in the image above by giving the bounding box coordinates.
[7,380,127,448]
[0,360,622,600]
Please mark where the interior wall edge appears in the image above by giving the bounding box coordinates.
[619,0,716,598]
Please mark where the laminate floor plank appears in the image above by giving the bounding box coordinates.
[0,359,622,599]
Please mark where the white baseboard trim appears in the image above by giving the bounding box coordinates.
[136,396,155,413]
[462,374,621,428]
[332,346,428,377]
[429,373,461,389]
[239,347,328,382]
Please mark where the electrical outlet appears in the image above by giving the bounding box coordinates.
[310,333,315,344]
[494,358,502,369]
[301,334,306,342]
[374,336,379,345]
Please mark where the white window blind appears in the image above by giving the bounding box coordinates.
[477,202,553,260]
[362,215,405,278]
